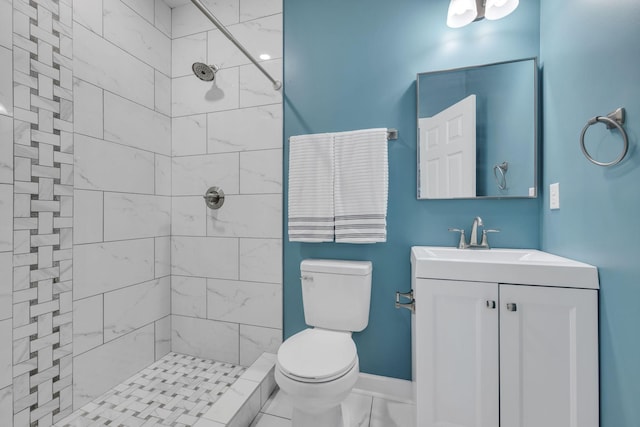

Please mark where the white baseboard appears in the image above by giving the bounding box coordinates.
[353,373,414,404]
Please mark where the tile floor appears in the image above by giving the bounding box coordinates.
[55,353,246,426]
[53,351,414,427]
[251,388,416,427]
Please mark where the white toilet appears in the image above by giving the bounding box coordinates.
[275,259,372,427]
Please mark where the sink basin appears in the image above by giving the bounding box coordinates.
[415,247,547,262]
[411,246,598,289]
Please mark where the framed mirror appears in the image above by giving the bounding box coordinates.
[417,58,538,199]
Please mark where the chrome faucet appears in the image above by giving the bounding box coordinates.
[469,217,483,247]
[449,216,500,249]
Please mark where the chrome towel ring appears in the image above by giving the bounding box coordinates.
[493,161,508,190]
[580,107,629,167]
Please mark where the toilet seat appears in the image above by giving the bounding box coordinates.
[277,328,358,383]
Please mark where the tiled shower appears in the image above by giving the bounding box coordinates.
[0,0,283,424]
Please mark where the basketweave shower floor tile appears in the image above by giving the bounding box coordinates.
[55,353,246,427]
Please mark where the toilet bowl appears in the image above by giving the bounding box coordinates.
[275,259,372,427]
[276,328,360,426]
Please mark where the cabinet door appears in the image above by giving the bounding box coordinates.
[415,279,499,427]
[500,285,599,427]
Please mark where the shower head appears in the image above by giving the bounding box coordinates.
[192,63,219,82]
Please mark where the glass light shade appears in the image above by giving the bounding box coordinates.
[447,0,478,28]
[485,0,519,20]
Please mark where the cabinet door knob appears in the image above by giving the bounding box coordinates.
[486,300,496,309]
[506,303,517,312]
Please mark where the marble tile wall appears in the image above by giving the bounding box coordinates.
[71,0,172,412]
[0,0,13,423]
[7,0,75,424]
[170,0,283,367]
[1,0,283,424]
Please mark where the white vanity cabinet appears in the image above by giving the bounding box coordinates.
[415,279,500,426]
[499,284,599,427]
[410,247,600,427]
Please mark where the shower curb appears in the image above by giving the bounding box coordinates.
[197,352,277,426]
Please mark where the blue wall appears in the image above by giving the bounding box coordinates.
[283,0,540,380]
[539,0,640,425]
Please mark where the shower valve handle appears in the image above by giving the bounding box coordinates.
[203,186,225,209]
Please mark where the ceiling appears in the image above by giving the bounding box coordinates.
[163,0,190,8]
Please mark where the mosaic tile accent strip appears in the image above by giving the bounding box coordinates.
[11,0,74,425]
[55,352,246,427]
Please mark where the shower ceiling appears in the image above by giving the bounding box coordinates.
[162,0,191,8]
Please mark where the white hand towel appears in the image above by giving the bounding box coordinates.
[288,133,335,242]
[334,128,389,243]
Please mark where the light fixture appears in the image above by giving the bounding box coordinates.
[446,0,519,28]
[447,0,478,28]
[259,53,271,60]
[485,0,519,20]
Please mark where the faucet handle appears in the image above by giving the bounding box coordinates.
[448,228,468,249]
[480,229,500,248]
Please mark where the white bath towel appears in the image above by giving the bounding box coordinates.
[288,133,335,242]
[334,128,389,243]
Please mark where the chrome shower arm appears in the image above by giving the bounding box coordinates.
[190,0,283,90]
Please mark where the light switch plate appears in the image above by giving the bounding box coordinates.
[550,182,560,210]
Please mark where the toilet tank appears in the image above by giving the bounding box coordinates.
[300,259,372,332]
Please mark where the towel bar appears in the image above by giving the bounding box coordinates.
[288,128,398,142]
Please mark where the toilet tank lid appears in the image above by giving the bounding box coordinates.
[301,259,372,276]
